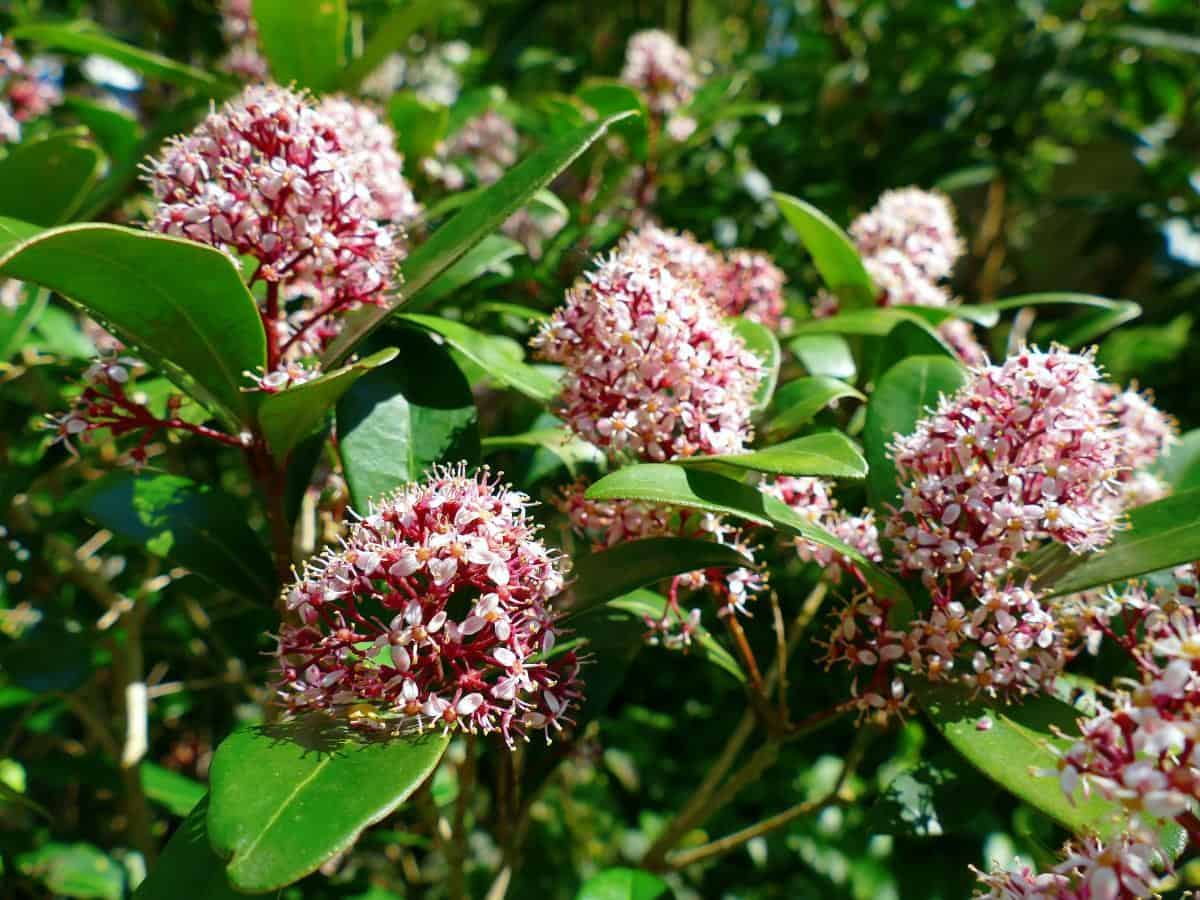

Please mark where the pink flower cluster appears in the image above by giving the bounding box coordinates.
[145,85,402,372]
[1097,384,1177,508]
[886,347,1122,587]
[0,36,62,144]
[973,831,1162,899]
[531,239,763,461]
[441,110,518,187]
[620,29,699,118]
[624,225,788,328]
[219,0,269,81]
[763,476,881,579]
[275,464,580,744]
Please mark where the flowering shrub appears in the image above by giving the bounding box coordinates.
[3,5,1200,900]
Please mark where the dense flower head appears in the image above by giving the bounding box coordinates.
[531,242,763,461]
[973,831,1162,899]
[314,96,421,225]
[0,36,63,144]
[275,464,580,744]
[721,250,788,327]
[622,224,726,297]
[442,110,518,186]
[145,84,401,367]
[849,187,964,282]
[219,0,268,81]
[885,347,1122,588]
[620,29,699,117]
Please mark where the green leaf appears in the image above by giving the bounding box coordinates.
[728,317,780,411]
[133,797,246,900]
[17,842,124,900]
[894,304,1000,329]
[387,92,450,162]
[576,866,671,900]
[1154,429,1200,492]
[321,110,638,365]
[0,132,106,225]
[336,329,480,510]
[339,0,443,90]
[766,376,864,440]
[252,0,347,92]
[874,320,957,377]
[863,355,967,515]
[258,347,398,461]
[788,333,856,381]
[63,97,142,168]
[790,308,937,339]
[407,234,526,311]
[918,683,1121,836]
[1039,489,1200,596]
[208,723,450,892]
[0,284,49,360]
[979,293,1140,346]
[565,537,752,620]
[0,219,267,425]
[399,313,558,402]
[74,471,276,600]
[775,192,874,308]
[585,464,905,601]
[673,432,867,479]
[577,80,649,160]
[481,427,603,477]
[11,22,233,94]
[140,762,205,817]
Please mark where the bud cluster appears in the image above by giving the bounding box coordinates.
[620,29,699,141]
[276,464,580,744]
[218,0,269,81]
[0,36,62,144]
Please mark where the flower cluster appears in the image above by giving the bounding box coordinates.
[275,464,581,744]
[145,84,401,372]
[885,347,1121,588]
[1097,384,1177,508]
[620,29,699,118]
[764,476,881,579]
[973,830,1162,899]
[531,240,763,461]
[440,110,518,187]
[624,225,788,328]
[219,0,268,81]
[0,36,62,144]
[49,356,244,463]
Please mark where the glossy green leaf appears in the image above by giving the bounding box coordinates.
[790,307,935,339]
[11,22,233,94]
[208,723,450,892]
[788,333,856,381]
[258,347,398,461]
[919,683,1121,835]
[134,797,247,900]
[729,317,781,411]
[140,762,205,817]
[399,313,558,402]
[0,132,106,225]
[586,464,905,600]
[322,110,638,365]
[577,80,649,160]
[252,0,347,92]
[388,92,450,162]
[775,192,874,308]
[674,432,867,479]
[17,842,124,900]
[408,234,526,311]
[0,219,266,425]
[339,0,442,90]
[481,427,603,477]
[872,319,957,382]
[566,537,752,620]
[766,376,865,440]
[1040,489,1200,596]
[336,329,480,509]
[74,471,276,600]
[576,866,671,900]
[895,304,1001,328]
[978,293,1141,347]
[863,355,967,515]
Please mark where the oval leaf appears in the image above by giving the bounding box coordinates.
[252,0,347,92]
[74,471,277,600]
[134,798,243,900]
[788,333,857,381]
[336,328,480,510]
[566,537,752,620]
[257,347,398,461]
[673,432,867,479]
[577,867,671,900]
[585,464,905,601]
[0,219,267,424]
[322,110,639,365]
[766,376,865,440]
[774,192,874,308]
[0,132,106,225]
[863,355,967,515]
[208,725,449,892]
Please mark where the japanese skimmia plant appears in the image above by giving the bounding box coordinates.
[4,5,1200,900]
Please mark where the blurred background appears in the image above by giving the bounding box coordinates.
[3,1,1200,898]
